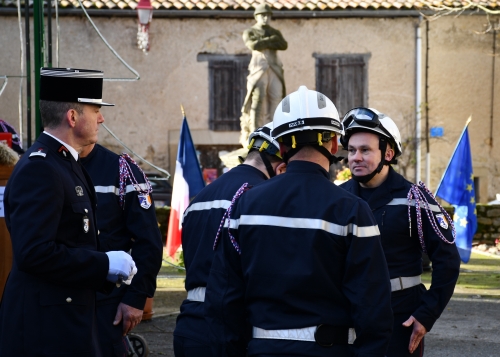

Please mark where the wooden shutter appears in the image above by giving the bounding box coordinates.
[315,55,369,117]
[208,56,250,131]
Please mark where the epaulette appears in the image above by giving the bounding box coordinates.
[29,148,47,159]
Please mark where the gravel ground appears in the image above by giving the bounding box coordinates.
[132,297,500,357]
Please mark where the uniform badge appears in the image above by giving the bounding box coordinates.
[75,186,84,196]
[436,213,449,230]
[83,216,89,233]
[138,193,152,209]
[58,145,68,157]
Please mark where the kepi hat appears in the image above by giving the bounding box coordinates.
[40,67,114,106]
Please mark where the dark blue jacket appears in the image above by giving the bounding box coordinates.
[0,134,110,356]
[81,144,163,310]
[205,161,393,357]
[174,164,268,345]
[341,167,460,331]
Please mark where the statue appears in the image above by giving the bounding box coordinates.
[240,3,287,146]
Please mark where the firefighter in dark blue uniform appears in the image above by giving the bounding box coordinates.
[0,68,137,356]
[173,123,286,357]
[339,107,461,356]
[80,143,163,356]
[205,86,393,357]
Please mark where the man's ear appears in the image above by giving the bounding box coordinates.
[385,143,395,162]
[329,135,339,155]
[275,162,286,176]
[65,109,78,128]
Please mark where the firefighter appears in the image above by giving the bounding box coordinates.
[205,86,393,357]
[339,107,460,356]
[173,123,286,357]
[80,143,163,356]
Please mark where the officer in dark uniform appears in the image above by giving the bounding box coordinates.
[205,86,393,357]
[0,68,138,356]
[339,107,461,356]
[173,123,286,357]
[80,143,163,356]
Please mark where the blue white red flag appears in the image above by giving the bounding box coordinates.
[166,114,205,259]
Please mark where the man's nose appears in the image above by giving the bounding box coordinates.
[352,150,362,161]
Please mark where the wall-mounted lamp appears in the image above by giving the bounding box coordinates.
[137,0,153,53]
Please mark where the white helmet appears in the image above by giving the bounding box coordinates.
[340,107,403,159]
[271,86,343,164]
[248,122,281,159]
[272,85,343,141]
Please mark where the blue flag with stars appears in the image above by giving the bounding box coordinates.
[436,124,477,263]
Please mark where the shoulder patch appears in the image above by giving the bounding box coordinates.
[435,213,449,230]
[138,193,152,209]
[29,148,47,158]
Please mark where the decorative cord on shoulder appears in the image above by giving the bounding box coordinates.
[118,153,153,208]
[407,181,456,254]
[213,183,251,255]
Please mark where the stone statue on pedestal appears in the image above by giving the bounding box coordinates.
[240,3,287,146]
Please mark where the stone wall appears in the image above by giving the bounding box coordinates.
[474,205,500,244]
[440,205,499,245]
[2,14,500,201]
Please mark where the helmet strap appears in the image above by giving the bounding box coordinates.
[259,151,276,178]
[282,147,301,164]
[312,145,344,165]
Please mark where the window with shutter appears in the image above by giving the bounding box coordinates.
[313,54,370,117]
[198,54,251,131]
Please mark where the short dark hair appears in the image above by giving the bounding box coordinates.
[39,100,83,129]
[246,149,282,164]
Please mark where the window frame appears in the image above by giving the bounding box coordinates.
[313,53,371,117]
[197,54,251,131]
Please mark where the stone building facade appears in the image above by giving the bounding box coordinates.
[1,1,500,202]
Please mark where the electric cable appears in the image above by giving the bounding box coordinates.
[76,0,140,81]
[102,123,171,179]
[162,258,186,271]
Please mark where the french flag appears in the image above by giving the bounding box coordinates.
[166,115,205,259]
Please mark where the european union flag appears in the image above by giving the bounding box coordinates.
[436,120,477,263]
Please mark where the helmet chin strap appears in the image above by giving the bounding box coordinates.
[351,136,389,184]
[313,145,344,165]
[259,151,276,178]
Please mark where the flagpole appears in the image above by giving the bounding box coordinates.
[435,116,472,195]
[180,104,186,119]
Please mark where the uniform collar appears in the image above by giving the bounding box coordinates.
[343,166,407,210]
[238,163,269,181]
[43,131,79,161]
[285,160,330,180]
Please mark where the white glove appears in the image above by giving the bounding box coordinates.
[123,265,138,285]
[105,251,136,284]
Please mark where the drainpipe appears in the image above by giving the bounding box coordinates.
[425,20,430,187]
[415,16,422,183]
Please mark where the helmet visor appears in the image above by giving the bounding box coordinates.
[342,107,391,138]
[342,107,380,128]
